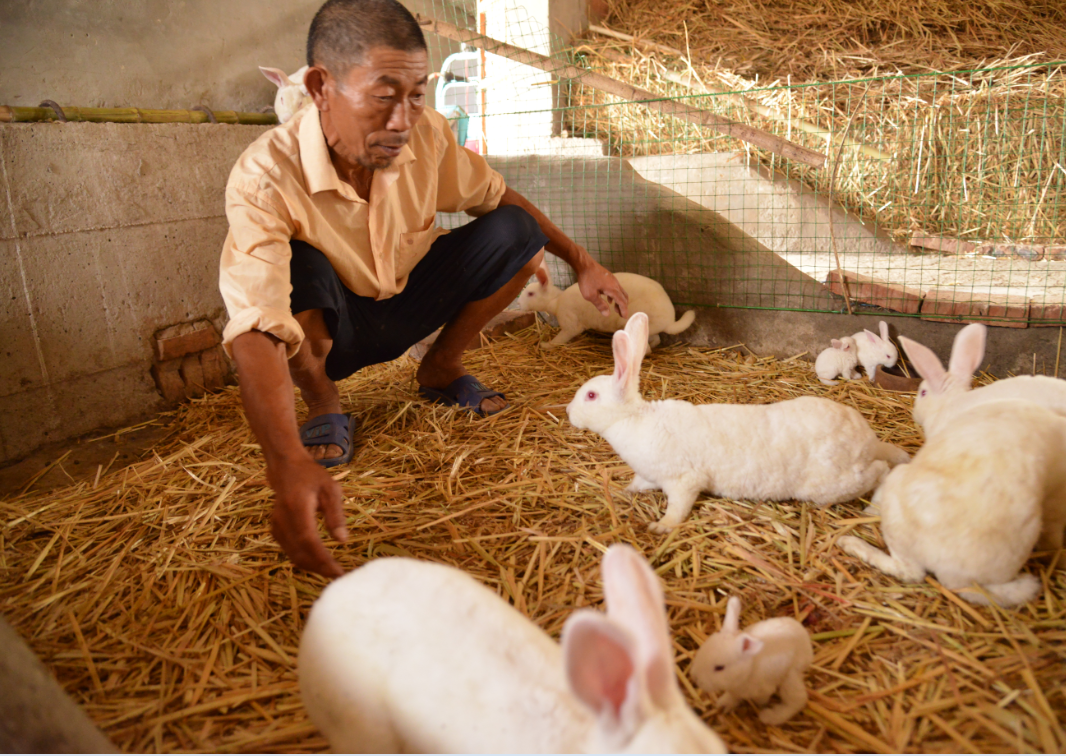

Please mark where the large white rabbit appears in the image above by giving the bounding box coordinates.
[518,261,695,352]
[566,313,910,532]
[839,397,1066,606]
[298,544,728,754]
[903,323,1066,438]
[851,321,899,381]
[259,65,312,123]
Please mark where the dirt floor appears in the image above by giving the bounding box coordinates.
[0,323,1063,753]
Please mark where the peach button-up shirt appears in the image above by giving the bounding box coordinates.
[219,105,506,357]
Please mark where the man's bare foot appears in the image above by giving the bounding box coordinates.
[416,352,507,414]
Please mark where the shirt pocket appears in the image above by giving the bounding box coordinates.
[395,216,438,278]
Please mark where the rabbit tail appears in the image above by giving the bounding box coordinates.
[663,310,696,335]
[959,573,1041,607]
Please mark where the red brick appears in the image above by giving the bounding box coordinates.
[1045,246,1066,262]
[151,359,186,403]
[910,234,976,255]
[974,242,1044,262]
[1029,301,1066,327]
[824,270,924,314]
[919,288,1029,328]
[200,346,227,390]
[180,353,206,397]
[154,321,220,362]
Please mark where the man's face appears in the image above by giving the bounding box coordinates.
[314,46,429,172]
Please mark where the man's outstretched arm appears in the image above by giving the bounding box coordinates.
[496,186,629,318]
[231,330,347,577]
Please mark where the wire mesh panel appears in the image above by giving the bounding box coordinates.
[420,0,1066,327]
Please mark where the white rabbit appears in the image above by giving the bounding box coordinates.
[259,65,312,123]
[298,544,728,754]
[851,321,899,381]
[566,313,910,532]
[898,325,1066,551]
[904,323,1066,439]
[690,596,812,726]
[839,398,1066,606]
[518,260,695,352]
[814,336,860,385]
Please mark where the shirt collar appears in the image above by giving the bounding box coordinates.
[300,107,417,196]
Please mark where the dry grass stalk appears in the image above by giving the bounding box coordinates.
[1,325,1064,753]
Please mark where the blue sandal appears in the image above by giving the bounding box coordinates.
[298,413,355,468]
[418,375,508,417]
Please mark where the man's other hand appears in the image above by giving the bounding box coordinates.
[576,257,630,319]
[268,455,348,578]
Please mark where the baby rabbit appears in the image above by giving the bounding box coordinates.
[904,323,1066,440]
[839,398,1066,606]
[259,65,312,123]
[814,336,860,385]
[852,321,899,381]
[691,596,812,725]
[298,544,727,754]
[519,261,695,352]
[566,313,910,532]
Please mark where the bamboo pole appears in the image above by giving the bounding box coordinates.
[589,23,891,161]
[417,15,827,168]
[0,105,278,126]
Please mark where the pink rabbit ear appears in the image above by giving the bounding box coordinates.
[612,329,632,389]
[879,320,890,341]
[831,338,843,349]
[899,335,948,392]
[534,258,550,286]
[948,323,986,383]
[562,610,638,723]
[259,66,291,88]
[863,329,879,342]
[738,632,764,656]
[601,544,674,708]
[723,596,741,633]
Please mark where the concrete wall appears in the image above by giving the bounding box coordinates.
[0,0,469,113]
[0,121,271,462]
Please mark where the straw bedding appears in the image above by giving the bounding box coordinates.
[565,1,1066,247]
[1,324,1064,753]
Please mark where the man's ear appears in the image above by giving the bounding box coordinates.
[304,66,331,110]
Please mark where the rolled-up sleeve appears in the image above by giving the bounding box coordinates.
[219,185,305,358]
[433,112,506,216]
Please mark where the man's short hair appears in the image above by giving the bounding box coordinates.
[307,0,428,76]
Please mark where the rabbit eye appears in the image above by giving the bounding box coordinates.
[586,390,597,401]
[919,389,927,397]
[714,664,725,672]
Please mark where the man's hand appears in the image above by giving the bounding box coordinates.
[576,256,630,318]
[268,455,348,578]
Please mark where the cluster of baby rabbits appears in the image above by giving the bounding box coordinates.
[815,320,898,385]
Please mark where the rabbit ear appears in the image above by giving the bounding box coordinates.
[737,632,764,656]
[879,321,890,341]
[623,313,649,384]
[723,596,742,633]
[259,66,292,89]
[601,544,674,708]
[863,329,879,342]
[948,323,986,381]
[612,330,633,392]
[534,259,550,286]
[562,610,640,724]
[899,335,949,393]
[831,338,843,349]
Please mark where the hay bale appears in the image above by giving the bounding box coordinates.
[1,325,1062,753]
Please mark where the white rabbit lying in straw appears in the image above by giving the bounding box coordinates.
[907,322,1066,442]
[852,320,899,381]
[566,313,910,533]
[897,324,1066,552]
[814,336,860,385]
[298,545,727,754]
[839,397,1066,606]
[690,596,813,725]
[518,261,694,352]
[259,65,312,123]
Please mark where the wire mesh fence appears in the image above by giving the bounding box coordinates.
[424,0,1066,326]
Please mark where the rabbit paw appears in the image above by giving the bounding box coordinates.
[715,692,739,712]
[625,475,658,494]
[758,705,796,726]
[648,518,678,535]
[538,341,557,350]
